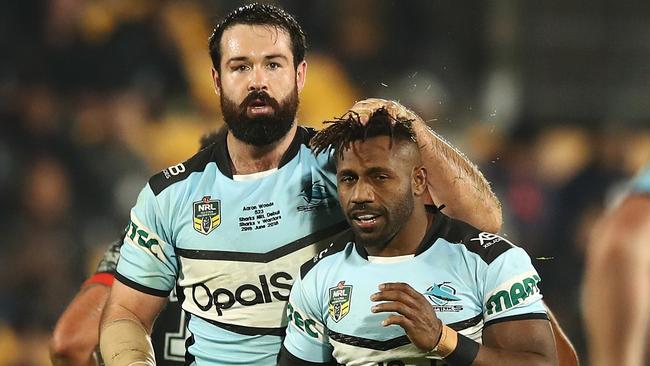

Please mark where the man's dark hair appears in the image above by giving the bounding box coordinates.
[310,108,417,158]
[208,3,307,71]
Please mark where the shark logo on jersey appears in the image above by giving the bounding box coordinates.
[328,281,352,322]
[424,282,463,312]
[298,181,336,212]
[193,196,221,235]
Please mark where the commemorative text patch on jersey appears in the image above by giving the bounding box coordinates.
[328,281,353,322]
[193,196,221,235]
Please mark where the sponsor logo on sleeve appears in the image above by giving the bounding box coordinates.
[193,196,221,235]
[163,163,186,179]
[470,232,513,249]
[485,272,542,316]
[424,282,464,312]
[328,281,353,322]
[125,216,168,263]
[287,302,325,340]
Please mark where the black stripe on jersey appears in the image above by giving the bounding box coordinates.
[115,272,171,297]
[447,313,483,331]
[327,331,411,351]
[149,129,225,196]
[326,314,483,352]
[483,312,549,328]
[278,345,338,366]
[176,221,349,262]
[184,318,195,366]
[197,314,286,336]
[434,212,514,265]
[300,228,354,279]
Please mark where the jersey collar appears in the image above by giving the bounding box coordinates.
[211,126,313,179]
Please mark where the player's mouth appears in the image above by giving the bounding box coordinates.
[247,98,273,116]
[350,212,383,231]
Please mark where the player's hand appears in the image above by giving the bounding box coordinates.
[348,98,418,125]
[370,282,442,352]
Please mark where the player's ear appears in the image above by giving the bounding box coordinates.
[412,166,427,196]
[211,68,222,96]
[296,60,307,93]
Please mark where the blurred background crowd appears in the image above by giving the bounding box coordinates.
[0,0,648,364]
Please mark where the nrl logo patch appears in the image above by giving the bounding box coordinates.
[328,281,352,322]
[193,196,221,235]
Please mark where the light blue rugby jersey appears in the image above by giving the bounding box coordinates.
[283,207,548,366]
[115,127,349,365]
[631,165,650,193]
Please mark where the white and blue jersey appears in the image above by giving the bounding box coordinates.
[115,127,348,365]
[282,207,548,366]
[631,165,650,194]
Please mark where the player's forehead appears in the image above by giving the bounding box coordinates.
[220,24,293,61]
[338,136,415,171]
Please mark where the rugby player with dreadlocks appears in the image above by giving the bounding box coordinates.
[280,109,562,366]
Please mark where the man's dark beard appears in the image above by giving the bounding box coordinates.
[221,89,298,146]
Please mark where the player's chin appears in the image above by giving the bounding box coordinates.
[351,229,388,248]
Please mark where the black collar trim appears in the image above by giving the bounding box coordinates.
[212,126,312,179]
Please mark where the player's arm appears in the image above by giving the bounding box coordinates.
[349,98,502,233]
[582,194,650,366]
[50,284,110,366]
[100,184,178,366]
[372,283,557,366]
[100,280,167,366]
[50,238,123,366]
[546,306,579,366]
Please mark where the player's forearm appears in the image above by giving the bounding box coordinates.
[411,119,502,233]
[465,346,557,366]
[546,308,579,366]
[99,303,155,366]
[50,348,97,366]
[50,284,111,366]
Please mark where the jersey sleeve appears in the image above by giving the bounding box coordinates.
[281,273,333,364]
[481,247,548,325]
[115,183,178,297]
[631,166,650,194]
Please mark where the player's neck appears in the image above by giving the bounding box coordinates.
[226,124,297,175]
[365,204,432,257]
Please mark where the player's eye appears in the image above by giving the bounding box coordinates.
[232,64,250,72]
[339,175,356,184]
[268,62,281,69]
